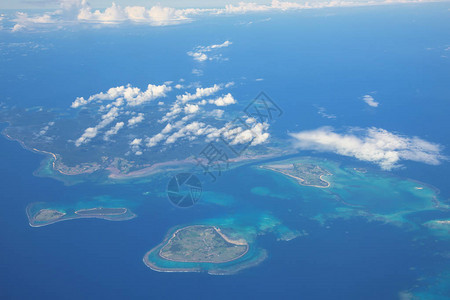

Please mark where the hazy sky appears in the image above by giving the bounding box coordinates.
[1,0,260,10]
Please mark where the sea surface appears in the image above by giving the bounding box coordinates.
[1,3,450,299]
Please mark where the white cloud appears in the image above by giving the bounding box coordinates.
[127,113,144,126]
[223,118,270,146]
[146,133,165,147]
[10,0,442,32]
[209,109,225,118]
[130,138,142,145]
[184,103,200,114]
[317,106,336,119]
[75,127,98,146]
[187,40,232,62]
[130,138,143,155]
[71,83,171,108]
[209,93,237,106]
[362,94,379,107]
[78,3,191,26]
[177,84,221,102]
[290,127,446,170]
[191,68,204,76]
[104,121,125,141]
[75,107,120,146]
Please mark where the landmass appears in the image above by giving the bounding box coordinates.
[27,203,137,227]
[75,207,128,216]
[143,225,266,274]
[0,106,288,184]
[159,225,248,263]
[260,162,332,188]
[33,209,66,222]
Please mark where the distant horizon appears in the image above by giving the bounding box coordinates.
[2,0,447,10]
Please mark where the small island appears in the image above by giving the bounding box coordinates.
[261,162,332,188]
[143,225,266,275]
[75,207,128,216]
[27,202,137,227]
[159,225,248,263]
[33,209,66,222]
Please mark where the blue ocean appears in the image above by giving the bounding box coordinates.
[1,3,449,299]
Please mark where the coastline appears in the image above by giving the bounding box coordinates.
[260,165,332,188]
[158,225,250,264]
[143,225,254,274]
[27,204,136,227]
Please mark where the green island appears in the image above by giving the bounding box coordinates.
[261,162,332,188]
[27,202,136,227]
[33,209,66,222]
[159,225,248,263]
[143,225,268,275]
[0,106,288,185]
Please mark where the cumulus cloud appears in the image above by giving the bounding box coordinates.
[208,109,225,118]
[290,127,446,170]
[10,0,441,31]
[78,2,192,26]
[176,84,221,102]
[187,40,232,62]
[75,127,98,147]
[221,117,270,146]
[147,115,270,148]
[184,103,200,114]
[209,93,237,106]
[127,113,144,127]
[146,133,166,147]
[130,138,143,155]
[362,94,379,107]
[75,107,120,146]
[71,83,171,108]
[104,121,124,141]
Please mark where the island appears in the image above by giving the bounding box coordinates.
[159,225,248,263]
[75,207,128,216]
[260,162,332,188]
[143,225,267,275]
[27,202,137,227]
[32,209,66,223]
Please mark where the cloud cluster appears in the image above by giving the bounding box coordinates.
[72,79,242,150]
[75,106,121,146]
[104,122,124,141]
[176,84,222,103]
[130,138,143,155]
[9,0,437,32]
[146,116,270,149]
[187,41,232,62]
[290,127,446,170]
[161,82,234,122]
[127,113,144,127]
[208,93,237,106]
[362,94,379,107]
[71,83,171,108]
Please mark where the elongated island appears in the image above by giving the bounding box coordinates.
[27,202,137,227]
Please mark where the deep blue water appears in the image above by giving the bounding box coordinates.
[0,135,447,299]
[1,3,450,299]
